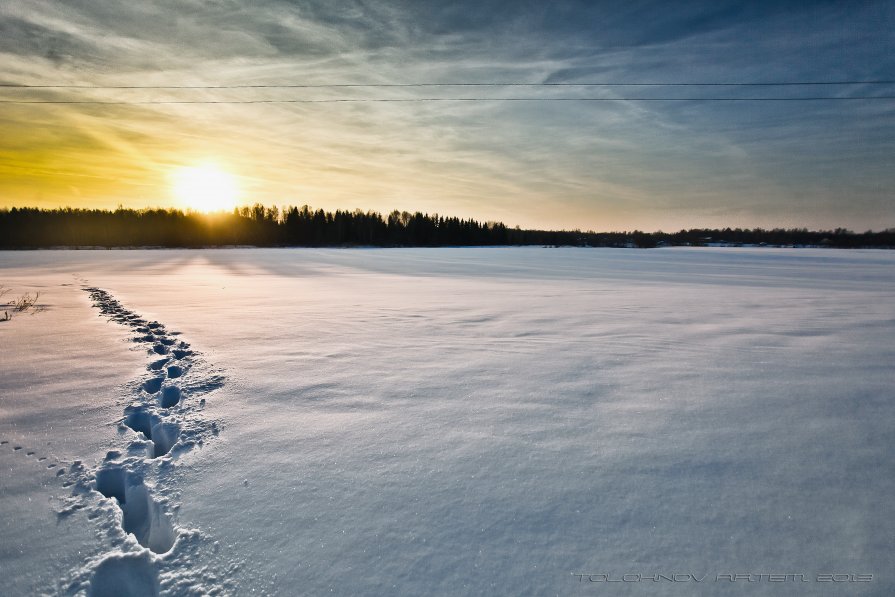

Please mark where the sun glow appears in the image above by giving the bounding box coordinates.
[172,164,240,212]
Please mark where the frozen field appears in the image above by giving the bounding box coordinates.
[1,247,893,596]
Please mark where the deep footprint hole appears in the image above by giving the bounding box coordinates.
[124,407,155,440]
[95,466,127,504]
[159,385,181,408]
[166,365,183,379]
[150,422,180,458]
[142,377,164,394]
[124,408,178,458]
[122,479,177,553]
[94,468,177,554]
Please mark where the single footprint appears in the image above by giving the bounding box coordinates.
[148,359,169,372]
[150,422,181,458]
[124,406,156,440]
[94,467,177,554]
[142,377,164,394]
[159,386,182,409]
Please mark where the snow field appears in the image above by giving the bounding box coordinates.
[1,247,893,596]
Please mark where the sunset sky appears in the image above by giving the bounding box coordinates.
[1,1,893,231]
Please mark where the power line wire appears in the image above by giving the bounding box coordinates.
[1,97,894,104]
[0,80,893,89]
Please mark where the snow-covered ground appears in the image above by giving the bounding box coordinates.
[1,247,893,596]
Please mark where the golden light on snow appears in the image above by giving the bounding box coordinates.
[171,163,240,212]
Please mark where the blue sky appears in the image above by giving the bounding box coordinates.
[1,0,893,230]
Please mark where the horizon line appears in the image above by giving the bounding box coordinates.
[2,205,891,236]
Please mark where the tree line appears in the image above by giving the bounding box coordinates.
[0,205,892,248]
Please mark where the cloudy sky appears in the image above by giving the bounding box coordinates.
[1,0,893,231]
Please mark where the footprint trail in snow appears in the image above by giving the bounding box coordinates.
[53,287,236,596]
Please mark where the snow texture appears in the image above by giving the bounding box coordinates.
[1,247,893,596]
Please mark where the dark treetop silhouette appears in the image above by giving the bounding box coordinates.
[1,206,892,249]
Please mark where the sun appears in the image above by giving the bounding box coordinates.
[172,163,240,212]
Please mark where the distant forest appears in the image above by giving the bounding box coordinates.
[1,206,893,249]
